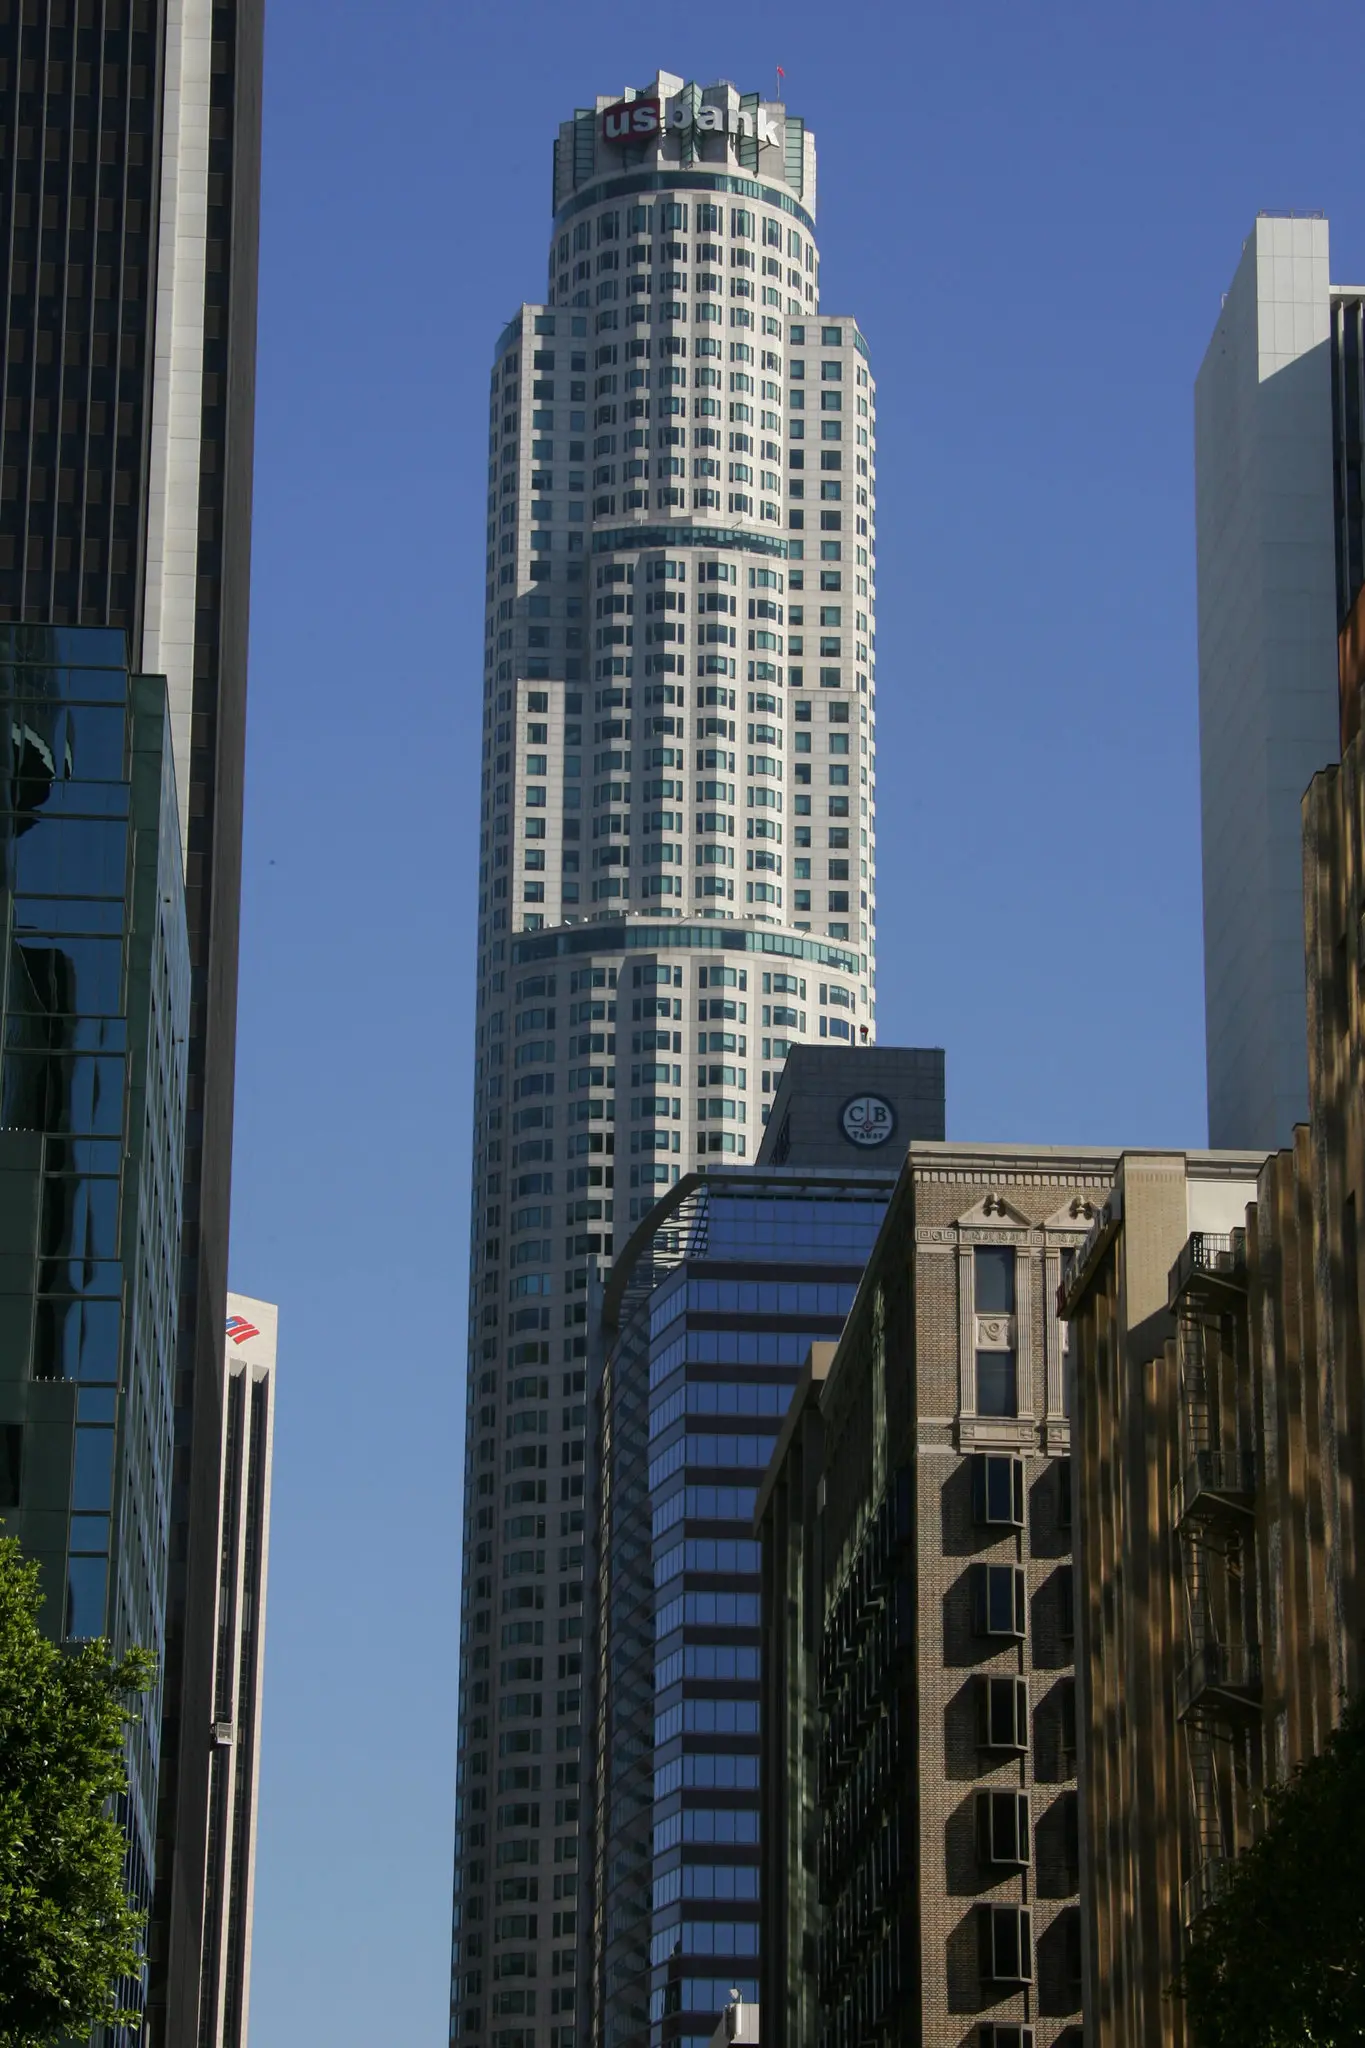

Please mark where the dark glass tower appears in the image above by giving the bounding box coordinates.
[0,623,188,2045]
[586,1170,896,2048]
[0,4,264,2040]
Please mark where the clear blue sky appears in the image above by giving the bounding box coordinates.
[230,1,1365,2037]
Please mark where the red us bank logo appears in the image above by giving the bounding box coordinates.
[599,97,660,143]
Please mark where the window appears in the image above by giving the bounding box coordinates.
[1059,1678,1077,1767]
[977,1352,1017,1419]
[65,1556,107,1640]
[980,2026,1035,2048]
[974,1246,1014,1312]
[0,1425,21,1509]
[977,1674,1029,1751]
[979,1905,1032,1985]
[1057,1568,1075,1641]
[970,1563,1026,1638]
[975,1245,1017,1417]
[1061,1790,1080,1886]
[971,1454,1024,1528]
[976,1790,1030,1869]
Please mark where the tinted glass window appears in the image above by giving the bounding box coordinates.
[974,1246,1014,1313]
[986,1457,1017,1522]
[71,1426,114,1510]
[65,1555,107,1639]
[977,1350,1018,1418]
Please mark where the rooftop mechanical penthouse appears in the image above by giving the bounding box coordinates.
[452,71,880,2048]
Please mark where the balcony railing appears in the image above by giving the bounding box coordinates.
[1173,1448,1257,1528]
[1176,1639,1262,1721]
[1168,1230,1248,1308]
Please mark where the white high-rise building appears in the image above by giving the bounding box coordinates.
[1195,214,1365,1150]
[200,1296,277,2048]
[451,73,877,2048]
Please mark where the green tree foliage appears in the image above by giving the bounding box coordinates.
[1177,1692,1365,2046]
[0,1532,153,2047]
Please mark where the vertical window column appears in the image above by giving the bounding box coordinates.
[974,1246,1018,1420]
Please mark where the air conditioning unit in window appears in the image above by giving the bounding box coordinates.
[976,1789,1030,1870]
[971,1453,1025,1529]
[979,1904,1033,1985]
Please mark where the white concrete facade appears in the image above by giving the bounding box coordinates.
[451,75,878,2048]
[1195,215,1341,1152]
[200,1295,276,2048]
[140,0,215,865]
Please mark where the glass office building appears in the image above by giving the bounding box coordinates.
[0,8,266,2031]
[583,1169,896,2048]
[0,624,189,2043]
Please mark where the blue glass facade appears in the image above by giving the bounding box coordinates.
[0,626,189,2042]
[585,1173,894,2048]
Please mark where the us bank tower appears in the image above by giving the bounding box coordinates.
[451,72,877,2048]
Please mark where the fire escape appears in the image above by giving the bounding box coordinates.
[1167,1230,1260,1928]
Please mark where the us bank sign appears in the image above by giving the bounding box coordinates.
[600,95,783,148]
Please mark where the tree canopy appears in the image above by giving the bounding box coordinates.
[0,1532,153,2047]
[1177,1692,1365,2046]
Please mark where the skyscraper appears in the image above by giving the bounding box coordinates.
[581,1051,943,2048]
[1194,213,1365,1149]
[0,625,189,2046]
[453,71,877,2048]
[199,1294,276,2048]
[587,1170,896,2048]
[0,5,265,2037]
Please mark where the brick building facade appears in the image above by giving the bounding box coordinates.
[758,1143,1117,2048]
[1056,573,1365,2048]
